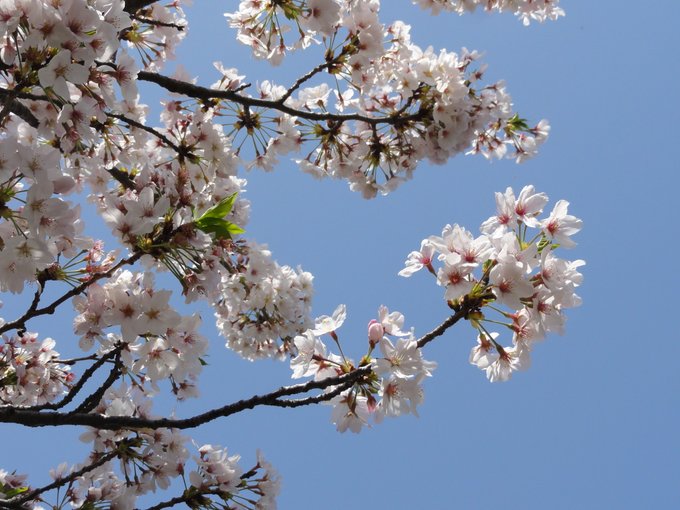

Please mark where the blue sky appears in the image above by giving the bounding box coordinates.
[3,2,680,509]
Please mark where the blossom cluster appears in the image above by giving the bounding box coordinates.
[227,0,563,61]
[191,446,280,509]
[0,126,84,294]
[400,185,584,382]
[0,332,72,406]
[223,0,551,196]
[215,241,315,361]
[73,270,208,398]
[290,304,437,433]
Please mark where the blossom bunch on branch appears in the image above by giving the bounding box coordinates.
[401,185,584,381]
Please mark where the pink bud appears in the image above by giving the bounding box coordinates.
[367,319,384,346]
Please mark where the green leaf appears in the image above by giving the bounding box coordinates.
[225,223,245,235]
[195,192,238,222]
[506,113,530,132]
[193,193,245,239]
[194,217,245,239]
[2,486,28,498]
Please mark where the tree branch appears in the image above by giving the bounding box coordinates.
[107,167,137,190]
[0,367,372,430]
[140,488,229,510]
[137,71,425,126]
[141,494,196,510]
[0,305,479,430]
[416,297,483,349]
[69,350,123,414]
[57,354,99,365]
[416,308,468,349]
[131,15,186,31]
[106,112,191,158]
[279,60,335,103]
[268,377,355,408]
[0,88,19,126]
[0,88,40,128]
[123,0,159,14]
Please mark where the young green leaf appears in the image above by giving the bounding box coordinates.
[194,192,238,222]
[194,217,244,239]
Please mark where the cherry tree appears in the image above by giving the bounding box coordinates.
[0,1,584,508]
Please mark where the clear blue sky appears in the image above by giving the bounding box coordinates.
[4,2,680,509]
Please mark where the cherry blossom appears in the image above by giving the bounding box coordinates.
[37,50,89,99]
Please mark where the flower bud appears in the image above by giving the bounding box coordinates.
[367,319,384,347]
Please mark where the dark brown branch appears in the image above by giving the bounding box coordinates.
[6,100,39,128]
[137,71,424,126]
[0,88,18,125]
[57,354,98,366]
[0,367,372,430]
[131,15,186,31]
[416,297,483,349]
[107,167,137,190]
[20,284,46,334]
[141,494,197,510]
[0,306,479,430]
[0,89,46,102]
[69,350,123,414]
[0,88,39,128]
[123,0,159,14]
[141,489,225,510]
[279,60,334,103]
[268,377,355,408]
[0,252,142,336]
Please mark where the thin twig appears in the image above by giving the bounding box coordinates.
[131,15,186,31]
[138,71,425,126]
[1,450,118,508]
[0,252,142,336]
[279,60,334,103]
[26,348,121,412]
[107,112,190,158]
[70,350,123,414]
[57,354,99,366]
[268,378,356,408]
[141,489,224,510]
